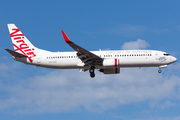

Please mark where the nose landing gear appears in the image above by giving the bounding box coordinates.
[89,66,95,78]
[158,65,167,73]
[158,69,162,73]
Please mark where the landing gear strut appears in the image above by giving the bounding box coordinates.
[158,65,167,73]
[158,67,162,73]
[89,66,95,78]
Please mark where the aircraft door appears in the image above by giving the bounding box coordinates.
[37,56,41,63]
[155,53,159,60]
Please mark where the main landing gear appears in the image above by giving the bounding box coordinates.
[89,66,95,78]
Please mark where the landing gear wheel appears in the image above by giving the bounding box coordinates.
[89,66,95,78]
[158,70,162,73]
[89,68,94,73]
[90,73,95,78]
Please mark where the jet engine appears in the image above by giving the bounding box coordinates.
[99,68,120,74]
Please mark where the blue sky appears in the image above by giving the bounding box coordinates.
[1,0,180,120]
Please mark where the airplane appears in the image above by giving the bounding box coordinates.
[5,24,177,78]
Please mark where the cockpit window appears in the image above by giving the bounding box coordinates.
[164,53,170,56]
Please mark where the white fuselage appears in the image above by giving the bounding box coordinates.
[14,50,177,70]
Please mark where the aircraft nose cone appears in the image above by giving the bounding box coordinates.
[172,56,177,63]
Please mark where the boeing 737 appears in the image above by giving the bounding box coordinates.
[5,24,177,78]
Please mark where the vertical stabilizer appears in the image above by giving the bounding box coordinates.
[7,24,37,62]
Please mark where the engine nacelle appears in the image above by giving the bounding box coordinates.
[100,68,120,74]
[103,59,119,67]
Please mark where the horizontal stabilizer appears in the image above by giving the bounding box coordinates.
[5,48,27,57]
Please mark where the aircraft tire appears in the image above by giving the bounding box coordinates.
[90,73,95,78]
[89,69,94,73]
[158,70,162,73]
[89,66,95,73]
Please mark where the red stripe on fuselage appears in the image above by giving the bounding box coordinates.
[115,59,118,73]
[115,58,117,67]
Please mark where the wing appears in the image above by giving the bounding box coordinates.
[61,30,103,66]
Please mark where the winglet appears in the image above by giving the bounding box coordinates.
[61,30,72,43]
